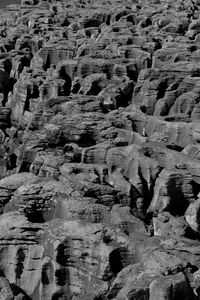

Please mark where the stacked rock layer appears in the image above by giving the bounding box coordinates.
[1,0,200,299]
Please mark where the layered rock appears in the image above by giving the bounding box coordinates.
[1,0,200,299]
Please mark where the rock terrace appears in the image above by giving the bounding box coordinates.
[1,0,200,299]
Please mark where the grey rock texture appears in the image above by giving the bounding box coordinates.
[0,0,200,299]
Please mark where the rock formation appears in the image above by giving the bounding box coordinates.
[1,0,200,299]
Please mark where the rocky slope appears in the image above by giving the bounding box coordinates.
[1,0,200,299]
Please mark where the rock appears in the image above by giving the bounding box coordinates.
[5,179,66,222]
[185,198,200,233]
[148,168,195,215]
[1,0,200,298]
[0,277,14,300]
[0,172,37,213]
[38,218,130,299]
[193,269,200,297]
[54,197,110,223]
[153,212,189,237]
[149,273,194,300]
[60,162,109,184]
[110,204,147,235]
[0,211,44,298]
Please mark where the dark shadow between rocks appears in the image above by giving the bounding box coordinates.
[166,144,183,152]
[167,184,188,216]
[59,66,72,96]
[77,133,96,148]
[44,54,51,71]
[185,226,200,240]
[192,180,200,200]
[109,249,124,276]
[9,77,17,93]
[6,153,17,171]
[157,79,168,101]
[25,210,45,223]
[18,161,31,173]
[11,283,32,299]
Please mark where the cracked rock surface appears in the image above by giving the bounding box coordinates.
[1,0,200,299]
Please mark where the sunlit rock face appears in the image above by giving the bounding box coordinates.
[1,0,200,299]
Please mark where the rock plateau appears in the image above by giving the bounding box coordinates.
[1,0,200,299]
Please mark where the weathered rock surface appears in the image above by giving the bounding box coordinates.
[1,0,200,299]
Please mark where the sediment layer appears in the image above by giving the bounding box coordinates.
[0,0,200,299]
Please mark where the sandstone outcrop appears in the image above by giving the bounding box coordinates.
[1,0,200,299]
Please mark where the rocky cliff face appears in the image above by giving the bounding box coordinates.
[1,0,200,299]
